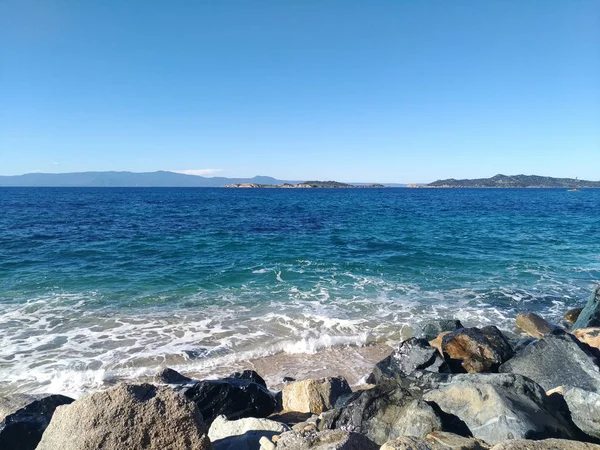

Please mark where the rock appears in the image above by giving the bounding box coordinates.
[208,415,289,450]
[442,326,514,373]
[154,367,192,384]
[228,370,268,389]
[423,373,576,445]
[573,328,600,350]
[322,385,442,445]
[184,377,275,426]
[499,330,600,392]
[565,308,584,325]
[274,429,379,450]
[259,436,276,450]
[381,432,490,449]
[510,338,537,353]
[573,285,600,330]
[366,338,449,385]
[36,383,212,450]
[0,393,74,450]
[429,332,451,355]
[282,377,296,383]
[516,313,556,338]
[422,320,464,341]
[268,411,315,427]
[489,439,600,449]
[282,377,351,414]
[562,387,600,440]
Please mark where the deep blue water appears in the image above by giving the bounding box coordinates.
[1,187,599,394]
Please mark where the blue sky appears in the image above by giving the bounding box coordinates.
[1,1,598,183]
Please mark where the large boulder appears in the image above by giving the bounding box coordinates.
[516,313,556,339]
[322,385,442,446]
[573,286,600,330]
[228,370,268,389]
[499,330,600,392]
[423,373,576,445]
[421,320,464,341]
[0,393,74,450]
[489,439,600,449]
[381,432,490,449]
[274,429,379,450]
[562,387,600,440]
[208,415,289,450]
[442,327,514,373]
[366,338,449,385]
[154,367,192,384]
[573,328,600,351]
[282,377,351,414]
[36,383,212,450]
[184,377,275,425]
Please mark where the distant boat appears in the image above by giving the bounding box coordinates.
[568,177,580,192]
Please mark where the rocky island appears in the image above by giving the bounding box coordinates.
[427,174,600,188]
[3,286,600,449]
[225,180,385,188]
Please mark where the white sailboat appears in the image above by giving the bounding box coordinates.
[567,177,580,192]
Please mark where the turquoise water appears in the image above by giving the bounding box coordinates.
[1,187,599,395]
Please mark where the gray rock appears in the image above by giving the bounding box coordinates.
[322,385,442,445]
[490,439,600,449]
[154,367,192,384]
[562,387,600,440]
[366,338,449,385]
[228,370,268,389]
[499,330,600,392]
[36,383,212,450]
[381,432,490,449]
[573,286,600,330]
[275,429,379,450]
[516,313,556,339]
[0,393,74,450]
[424,373,577,445]
[442,327,514,373]
[422,320,464,341]
[208,415,289,450]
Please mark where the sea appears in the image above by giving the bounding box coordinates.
[1,187,599,397]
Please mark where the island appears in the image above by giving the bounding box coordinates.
[225,180,385,188]
[426,174,600,188]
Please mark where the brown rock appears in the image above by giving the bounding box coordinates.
[489,438,600,449]
[573,327,600,350]
[36,383,212,450]
[429,332,451,356]
[282,377,351,414]
[442,327,513,373]
[564,308,584,325]
[516,313,555,338]
[380,432,490,449]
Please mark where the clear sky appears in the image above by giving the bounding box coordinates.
[1,1,598,183]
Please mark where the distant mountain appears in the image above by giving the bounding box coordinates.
[428,174,600,188]
[0,171,296,187]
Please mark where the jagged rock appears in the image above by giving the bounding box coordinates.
[0,393,74,450]
[430,332,451,355]
[565,308,584,325]
[154,367,192,384]
[442,326,514,373]
[562,387,600,440]
[573,328,600,351]
[366,338,449,385]
[381,432,490,449]
[322,385,442,445]
[573,286,600,330]
[510,338,537,353]
[422,320,464,341]
[499,330,600,392]
[184,377,275,425]
[274,429,379,449]
[36,383,212,450]
[208,415,289,450]
[228,370,268,389]
[489,439,600,449]
[423,373,576,445]
[516,313,555,338]
[282,377,351,414]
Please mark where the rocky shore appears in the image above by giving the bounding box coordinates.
[2,285,600,450]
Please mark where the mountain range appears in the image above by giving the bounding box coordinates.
[427,174,600,188]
